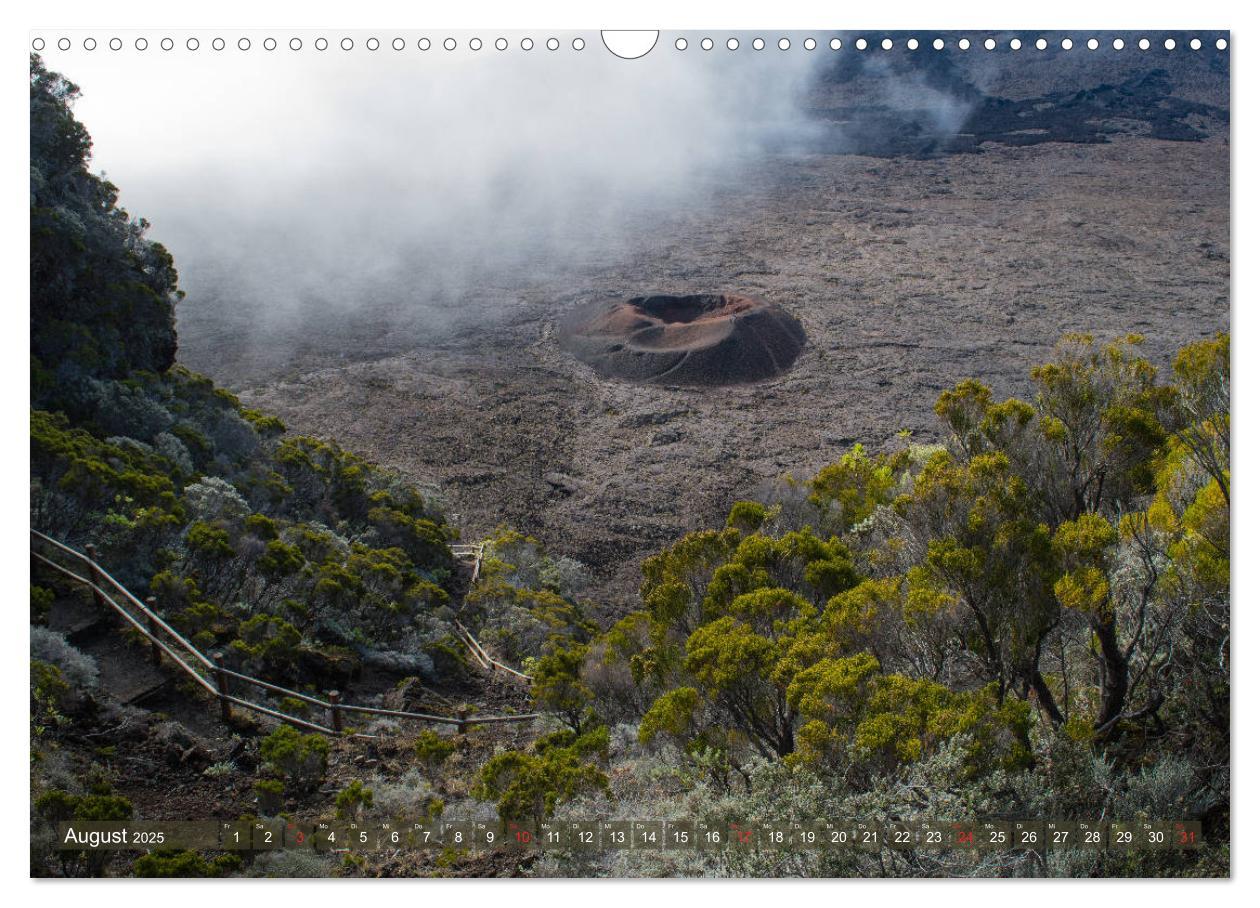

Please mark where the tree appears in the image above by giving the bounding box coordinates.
[531,643,595,731]
[896,448,1060,715]
[30,55,181,399]
[612,333,1227,808]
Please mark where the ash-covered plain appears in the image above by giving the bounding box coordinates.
[180,47,1229,616]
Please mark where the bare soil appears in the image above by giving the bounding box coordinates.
[179,114,1229,618]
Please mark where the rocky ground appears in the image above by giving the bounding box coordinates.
[180,131,1227,618]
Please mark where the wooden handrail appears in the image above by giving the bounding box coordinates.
[451,542,485,584]
[33,529,214,669]
[31,552,220,697]
[447,542,532,683]
[453,618,533,683]
[30,530,542,737]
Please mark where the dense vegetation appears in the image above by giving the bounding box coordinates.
[29,56,462,700]
[517,330,1228,876]
[30,56,475,873]
[30,55,1228,878]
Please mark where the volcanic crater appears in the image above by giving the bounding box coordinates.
[557,293,807,386]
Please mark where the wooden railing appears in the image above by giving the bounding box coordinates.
[450,542,485,584]
[30,529,541,739]
[453,620,533,683]
[448,541,532,683]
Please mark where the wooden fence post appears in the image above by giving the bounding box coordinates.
[145,597,162,667]
[83,544,106,610]
[212,652,232,723]
[328,690,344,735]
[456,707,468,735]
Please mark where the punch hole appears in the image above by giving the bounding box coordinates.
[1190,38,1202,50]
[1216,38,1228,50]
[778,38,790,50]
[727,38,739,50]
[58,37,70,51]
[933,38,945,50]
[856,38,867,50]
[342,38,354,51]
[1165,38,1176,50]
[752,37,765,50]
[1138,38,1150,50]
[573,38,585,51]
[85,38,97,50]
[367,37,380,51]
[161,37,174,51]
[110,38,123,51]
[264,38,277,51]
[802,37,815,50]
[292,38,304,51]
[700,38,713,51]
[1087,38,1099,50]
[675,38,688,51]
[520,38,532,50]
[1113,38,1124,50]
[469,38,482,51]
[1036,38,1047,50]
[1061,38,1073,50]
[602,31,657,59]
[958,38,970,50]
[31,37,44,51]
[212,37,225,51]
[444,38,456,51]
[495,38,508,51]
[238,38,250,51]
[547,37,560,51]
[984,38,996,50]
[908,38,920,50]
[1010,38,1021,50]
[881,38,892,50]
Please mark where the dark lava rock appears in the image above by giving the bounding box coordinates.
[558,293,807,387]
[807,68,1229,159]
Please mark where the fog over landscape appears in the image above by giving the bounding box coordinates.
[36,31,1231,603]
[40,33,829,338]
[28,32,1232,879]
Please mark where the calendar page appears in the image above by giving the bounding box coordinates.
[26,11,1230,884]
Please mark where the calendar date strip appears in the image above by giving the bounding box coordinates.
[57,818,1203,852]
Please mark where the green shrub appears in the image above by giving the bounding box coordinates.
[132,850,242,878]
[335,780,374,820]
[253,778,285,814]
[186,521,234,559]
[279,696,311,717]
[230,615,302,672]
[31,585,54,623]
[244,513,279,540]
[35,788,133,823]
[258,540,304,577]
[471,726,609,826]
[531,643,594,731]
[414,730,456,775]
[259,725,329,792]
[30,659,70,730]
[727,500,770,534]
